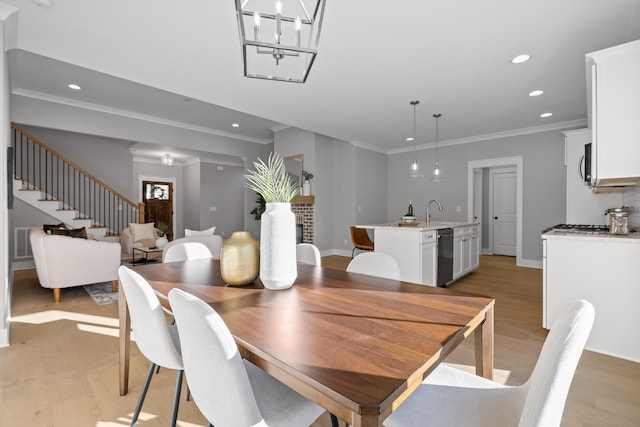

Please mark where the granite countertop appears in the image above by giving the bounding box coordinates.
[542,229,640,243]
[358,221,478,231]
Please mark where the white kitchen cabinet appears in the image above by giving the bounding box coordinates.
[542,233,640,362]
[453,234,463,278]
[453,226,480,280]
[468,228,480,271]
[586,39,640,188]
[420,231,437,286]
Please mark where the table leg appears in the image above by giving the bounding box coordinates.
[119,281,131,395]
[475,304,494,380]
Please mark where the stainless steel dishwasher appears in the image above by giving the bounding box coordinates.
[436,228,454,287]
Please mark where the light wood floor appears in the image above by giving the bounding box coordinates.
[1,255,638,426]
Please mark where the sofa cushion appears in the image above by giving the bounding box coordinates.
[185,226,216,237]
[43,223,68,234]
[50,227,88,239]
[130,222,155,242]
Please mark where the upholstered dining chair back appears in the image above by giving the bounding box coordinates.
[296,243,322,266]
[518,299,595,426]
[350,226,374,258]
[118,266,182,369]
[347,252,402,281]
[383,300,594,427]
[163,241,212,263]
[168,288,325,427]
[118,266,184,427]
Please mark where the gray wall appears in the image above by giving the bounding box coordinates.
[199,161,245,238]
[18,125,135,199]
[388,130,568,262]
[183,161,201,234]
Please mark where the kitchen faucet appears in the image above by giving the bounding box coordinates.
[426,199,443,225]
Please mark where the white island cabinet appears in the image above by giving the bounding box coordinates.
[542,230,640,362]
[453,225,480,280]
[358,222,479,287]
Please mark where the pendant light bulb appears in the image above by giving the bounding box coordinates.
[408,100,423,177]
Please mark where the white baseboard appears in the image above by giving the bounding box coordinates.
[518,258,543,269]
[11,260,34,271]
[320,249,352,258]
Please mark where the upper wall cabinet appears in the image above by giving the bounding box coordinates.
[586,39,640,188]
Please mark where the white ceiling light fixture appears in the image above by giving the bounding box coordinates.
[511,54,531,64]
[234,0,327,83]
[431,113,444,182]
[540,112,553,118]
[408,100,423,178]
[68,84,81,90]
[529,89,544,97]
[162,154,174,166]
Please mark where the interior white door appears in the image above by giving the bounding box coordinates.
[492,170,517,256]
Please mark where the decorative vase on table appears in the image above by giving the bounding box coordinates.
[155,236,168,249]
[220,231,259,286]
[302,180,311,196]
[260,202,297,290]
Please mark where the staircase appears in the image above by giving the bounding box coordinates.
[11,124,144,241]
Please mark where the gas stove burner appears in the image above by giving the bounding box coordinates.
[543,224,610,234]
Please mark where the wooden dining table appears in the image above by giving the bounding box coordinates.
[119,259,494,427]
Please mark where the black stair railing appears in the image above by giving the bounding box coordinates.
[11,124,145,235]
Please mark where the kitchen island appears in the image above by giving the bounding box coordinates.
[358,221,479,287]
[542,229,640,362]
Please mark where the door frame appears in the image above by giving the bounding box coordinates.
[138,175,177,239]
[467,156,523,266]
[488,166,516,255]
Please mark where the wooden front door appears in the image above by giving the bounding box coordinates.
[142,181,173,241]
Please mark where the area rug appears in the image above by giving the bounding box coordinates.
[83,282,119,305]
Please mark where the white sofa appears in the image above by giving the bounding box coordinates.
[162,234,223,262]
[29,227,121,302]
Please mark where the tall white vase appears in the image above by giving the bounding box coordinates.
[260,202,297,290]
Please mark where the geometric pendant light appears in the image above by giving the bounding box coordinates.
[234,0,327,83]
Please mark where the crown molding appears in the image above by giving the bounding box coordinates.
[133,156,183,166]
[12,88,274,145]
[387,118,588,155]
[350,140,389,154]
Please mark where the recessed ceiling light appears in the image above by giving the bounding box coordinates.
[511,54,531,64]
[529,90,544,97]
[232,123,240,128]
[540,112,553,118]
[68,84,81,90]
[406,137,414,142]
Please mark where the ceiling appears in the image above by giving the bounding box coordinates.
[4,0,640,155]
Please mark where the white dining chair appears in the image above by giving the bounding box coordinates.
[168,288,326,427]
[346,252,402,281]
[163,241,212,263]
[118,266,184,427]
[296,243,322,266]
[383,300,595,427]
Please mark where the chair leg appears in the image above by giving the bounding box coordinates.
[131,362,156,426]
[169,370,184,427]
[331,413,340,427]
[351,247,356,258]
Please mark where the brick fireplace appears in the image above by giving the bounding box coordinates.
[291,196,315,244]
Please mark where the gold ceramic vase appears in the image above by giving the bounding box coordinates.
[220,231,260,286]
